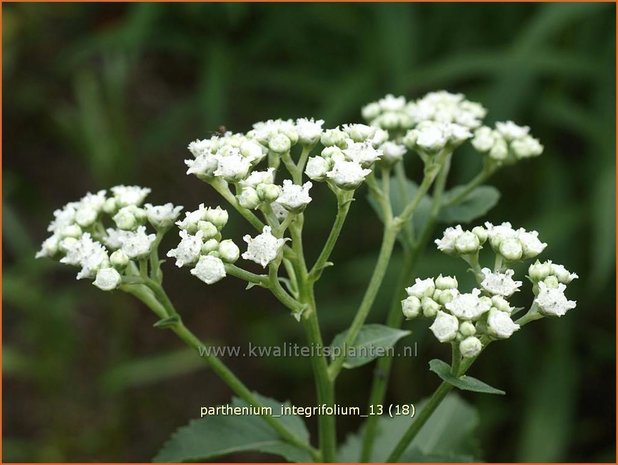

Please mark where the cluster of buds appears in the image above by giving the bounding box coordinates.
[362,91,487,133]
[403,223,577,358]
[167,204,238,285]
[435,222,547,262]
[36,186,183,291]
[472,121,543,163]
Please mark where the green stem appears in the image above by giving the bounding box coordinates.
[210,179,265,231]
[386,381,454,462]
[295,144,314,184]
[122,282,319,460]
[443,162,495,207]
[309,190,354,281]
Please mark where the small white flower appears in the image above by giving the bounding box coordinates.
[103,228,131,250]
[47,202,78,234]
[379,94,406,111]
[499,238,523,261]
[277,180,312,212]
[459,336,482,358]
[445,288,491,320]
[167,230,204,267]
[190,255,227,285]
[480,268,522,297]
[435,225,464,254]
[237,187,261,210]
[415,124,447,152]
[93,267,122,291]
[405,278,435,299]
[270,202,289,221]
[341,123,376,142]
[213,150,251,181]
[379,142,407,163]
[185,155,218,177]
[204,206,229,229]
[487,308,520,338]
[75,242,110,280]
[435,275,458,290]
[496,121,529,140]
[188,138,216,157]
[74,206,98,228]
[401,296,422,319]
[429,310,459,342]
[305,156,330,181]
[242,168,276,188]
[113,206,140,231]
[534,282,576,317]
[296,118,324,145]
[110,249,129,268]
[144,203,184,229]
[119,226,156,259]
[471,127,496,152]
[326,159,372,190]
[517,229,546,258]
[240,139,266,162]
[36,235,60,259]
[176,204,208,231]
[78,190,107,211]
[550,263,578,284]
[343,141,382,166]
[242,226,287,267]
[111,185,151,207]
[454,231,481,254]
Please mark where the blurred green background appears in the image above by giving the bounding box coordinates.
[3,2,616,462]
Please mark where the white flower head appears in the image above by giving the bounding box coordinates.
[496,121,529,140]
[47,202,78,234]
[167,230,204,268]
[103,228,131,250]
[435,225,464,254]
[242,226,288,268]
[185,155,218,178]
[341,124,376,142]
[517,229,547,258]
[176,203,208,232]
[480,268,522,297]
[343,140,382,167]
[405,278,435,299]
[487,308,520,338]
[407,91,487,129]
[460,336,482,358]
[550,263,579,284]
[277,180,312,212]
[36,235,60,259]
[119,226,156,259]
[93,267,122,291]
[190,255,227,285]
[111,185,151,207]
[242,168,276,188]
[429,310,459,342]
[145,203,184,229]
[188,138,217,157]
[534,282,576,317]
[213,149,251,182]
[445,288,491,321]
[326,159,371,190]
[296,118,324,145]
[379,142,407,163]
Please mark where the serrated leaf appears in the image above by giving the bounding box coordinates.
[429,359,505,395]
[338,393,480,462]
[154,393,311,462]
[439,185,500,223]
[331,324,410,369]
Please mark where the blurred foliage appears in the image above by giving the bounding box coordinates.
[3,3,615,462]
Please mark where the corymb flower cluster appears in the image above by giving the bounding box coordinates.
[402,222,577,358]
[36,186,182,291]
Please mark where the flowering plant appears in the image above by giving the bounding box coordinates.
[37,90,576,462]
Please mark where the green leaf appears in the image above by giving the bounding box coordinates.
[154,393,311,462]
[338,393,480,462]
[429,359,505,395]
[331,324,411,369]
[439,185,500,223]
[153,315,180,329]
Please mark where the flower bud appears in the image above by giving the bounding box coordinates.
[93,267,122,291]
[268,134,292,153]
[455,231,480,254]
[437,288,457,306]
[75,207,98,228]
[401,296,421,319]
[204,207,229,229]
[421,297,441,318]
[110,250,130,268]
[429,311,459,342]
[499,238,523,261]
[218,239,240,263]
[305,156,330,181]
[256,183,282,203]
[113,208,137,231]
[550,263,578,284]
[459,336,482,358]
[103,198,117,214]
[197,221,219,240]
[321,146,344,159]
[321,129,347,147]
[459,321,476,337]
[61,224,82,238]
[528,260,551,281]
[472,226,488,244]
[435,274,458,290]
[361,102,381,121]
[240,140,265,161]
[406,278,435,299]
[201,239,219,254]
[238,187,261,210]
[543,275,559,288]
[491,295,512,313]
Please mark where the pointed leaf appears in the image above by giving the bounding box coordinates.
[331,324,410,369]
[439,186,500,223]
[429,359,505,395]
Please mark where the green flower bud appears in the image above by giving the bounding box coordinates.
[237,187,261,210]
[455,231,480,254]
[421,296,441,318]
[197,221,219,240]
[528,260,551,281]
[204,207,229,229]
[491,295,512,313]
[218,239,240,263]
[103,197,117,214]
[201,239,219,254]
[321,129,347,147]
[435,274,458,290]
[499,238,523,261]
[472,226,488,244]
[543,275,560,289]
[256,183,282,203]
[61,224,82,238]
[110,250,130,268]
[437,288,457,306]
[401,296,421,319]
[459,321,476,337]
[459,336,482,358]
[269,134,292,153]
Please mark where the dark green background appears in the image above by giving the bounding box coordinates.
[3,3,616,462]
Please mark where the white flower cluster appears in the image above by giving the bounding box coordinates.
[36,186,183,291]
[168,204,238,285]
[403,223,577,357]
[403,120,472,155]
[362,91,486,132]
[435,222,547,261]
[472,121,543,163]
